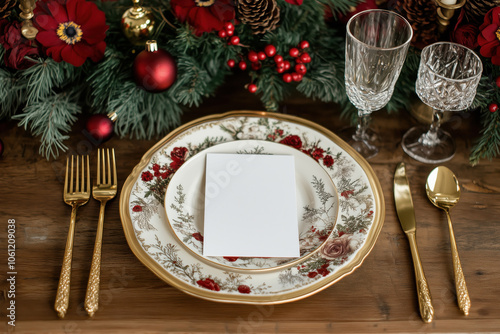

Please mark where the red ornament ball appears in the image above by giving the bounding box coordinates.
[248,84,257,93]
[299,40,310,49]
[489,103,498,112]
[133,41,177,93]
[86,115,114,142]
[0,138,4,157]
[496,76,500,88]
[289,48,300,58]
[264,45,276,57]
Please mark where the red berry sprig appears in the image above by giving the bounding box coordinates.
[276,40,311,83]
[489,103,498,113]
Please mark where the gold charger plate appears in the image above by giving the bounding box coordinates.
[119,111,385,304]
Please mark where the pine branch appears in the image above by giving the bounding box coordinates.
[13,90,81,159]
[469,109,500,165]
[0,68,24,119]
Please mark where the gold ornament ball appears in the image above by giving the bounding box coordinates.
[121,0,155,46]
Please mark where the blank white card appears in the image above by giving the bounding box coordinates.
[203,153,299,258]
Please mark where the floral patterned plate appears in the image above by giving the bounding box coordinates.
[120,111,385,304]
[164,140,339,272]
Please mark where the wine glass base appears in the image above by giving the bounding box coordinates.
[402,126,455,164]
[340,127,379,159]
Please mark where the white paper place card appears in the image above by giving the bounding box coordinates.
[203,153,299,258]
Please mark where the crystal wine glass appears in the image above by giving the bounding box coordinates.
[402,42,483,163]
[343,9,412,159]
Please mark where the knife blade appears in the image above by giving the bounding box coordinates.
[394,162,434,323]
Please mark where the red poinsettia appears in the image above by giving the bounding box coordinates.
[478,7,500,66]
[170,0,235,35]
[33,0,108,67]
[0,19,40,69]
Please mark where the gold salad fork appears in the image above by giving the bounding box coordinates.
[85,148,117,317]
[55,156,91,318]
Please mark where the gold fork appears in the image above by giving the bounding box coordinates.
[85,148,117,317]
[55,155,91,318]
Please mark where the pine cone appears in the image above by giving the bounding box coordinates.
[237,0,280,34]
[1,0,17,19]
[464,0,500,24]
[395,0,438,49]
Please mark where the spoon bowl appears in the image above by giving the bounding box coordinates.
[425,166,470,316]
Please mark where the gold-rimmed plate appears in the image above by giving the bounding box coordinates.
[119,111,385,304]
[164,139,339,272]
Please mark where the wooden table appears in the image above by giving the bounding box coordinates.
[1,81,500,333]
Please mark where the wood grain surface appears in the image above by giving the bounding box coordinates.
[1,79,500,333]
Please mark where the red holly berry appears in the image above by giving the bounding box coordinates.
[248,51,258,63]
[292,72,302,82]
[283,60,291,70]
[248,83,257,93]
[300,52,311,63]
[218,30,227,38]
[496,76,500,88]
[283,73,292,83]
[251,62,261,70]
[289,47,300,57]
[277,66,285,74]
[230,36,240,45]
[226,29,234,36]
[257,51,267,61]
[227,59,235,68]
[295,63,307,75]
[489,103,498,113]
[299,40,310,49]
[238,61,247,70]
[264,44,277,57]
[274,55,283,63]
[224,22,234,31]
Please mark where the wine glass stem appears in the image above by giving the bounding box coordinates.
[418,109,443,147]
[354,110,371,141]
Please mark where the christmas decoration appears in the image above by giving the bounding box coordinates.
[0,19,40,69]
[0,0,16,19]
[0,138,4,157]
[237,0,280,34]
[33,0,109,67]
[121,0,156,46]
[86,113,116,142]
[171,0,235,36]
[488,103,498,112]
[133,40,177,93]
[395,0,439,49]
[451,10,479,50]
[478,7,500,65]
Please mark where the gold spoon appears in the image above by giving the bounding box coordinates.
[426,166,470,316]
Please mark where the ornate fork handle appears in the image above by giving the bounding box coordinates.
[55,204,78,318]
[84,200,107,317]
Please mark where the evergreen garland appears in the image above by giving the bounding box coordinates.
[0,0,499,164]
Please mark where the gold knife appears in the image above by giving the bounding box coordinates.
[394,162,434,323]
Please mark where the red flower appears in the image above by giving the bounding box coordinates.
[322,155,334,167]
[317,268,330,276]
[171,147,188,161]
[33,0,108,67]
[478,7,500,65]
[237,285,251,294]
[311,148,324,161]
[141,171,154,182]
[132,205,142,212]
[0,20,40,69]
[452,10,479,50]
[196,278,220,291]
[275,129,284,136]
[160,170,173,179]
[284,0,303,5]
[152,164,161,172]
[279,135,302,149]
[170,159,184,171]
[307,271,318,278]
[223,257,239,262]
[170,0,235,36]
[192,232,204,241]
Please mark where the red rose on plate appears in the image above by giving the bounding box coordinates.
[132,205,142,212]
[317,267,330,276]
[170,0,235,36]
[451,10,479,50]
[320,234,360,260]
[171,147,188,161]
[33,0,108,67]
[192,232,204,242]
[279,135,302,149]
[307,271,318,278]
[322,155,334,167]
[237,285,251,294]
[311,148,324,161]
[141,171,154,182]
[197,278,220,291]
[478,7,500,65]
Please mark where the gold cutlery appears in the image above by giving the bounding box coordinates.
[394,162,434,323]
[426,166,470,316]
[55,155,91,318]
[85,148,117,317]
